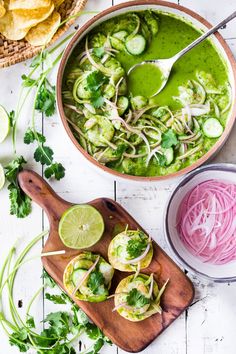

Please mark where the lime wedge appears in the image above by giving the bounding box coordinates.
[0,105,10,143]
[59,204,104,249]
[0,164,5,190]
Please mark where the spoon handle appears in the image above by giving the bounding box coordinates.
[174,10,236,62]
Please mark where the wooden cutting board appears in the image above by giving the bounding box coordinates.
[18,170,194,353]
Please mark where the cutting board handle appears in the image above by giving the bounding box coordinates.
[18,169,69,221]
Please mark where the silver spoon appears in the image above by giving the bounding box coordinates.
[128,10,236,97]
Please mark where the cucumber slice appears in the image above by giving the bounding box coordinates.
[113,30,128,41]
[125,34,146,55]
[163,148,174,165]
[72,269,87,286]
[117,96,129,116]
[203,118,223,138]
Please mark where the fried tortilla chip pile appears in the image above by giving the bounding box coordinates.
[0,0,64,46]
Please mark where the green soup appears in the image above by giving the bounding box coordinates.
[62,11,231,177]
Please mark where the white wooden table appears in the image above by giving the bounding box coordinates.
[0,1,236,353]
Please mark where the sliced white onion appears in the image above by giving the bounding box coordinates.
[112,302,127,312]
[188,102,210,116]
[41,250,65,257]
[148,274,154,299]
[72,256,100,296]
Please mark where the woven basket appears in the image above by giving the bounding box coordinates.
[0,0,88,68]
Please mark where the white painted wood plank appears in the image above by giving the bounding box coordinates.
[42,1,117,353]
[180,0,236,39]
[178,2,236,354]
[0,63,44,353]
[113,1,187,353]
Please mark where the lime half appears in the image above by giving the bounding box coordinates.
[59,204,104,249]
[0,164,5,190]
[0,105,10,143]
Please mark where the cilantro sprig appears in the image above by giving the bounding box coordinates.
[86,71,109,108]
[126,231,148,259]
[5,156,31,218]
[0,235,112,354]
[126,288,150,308]
[161,129,178,148]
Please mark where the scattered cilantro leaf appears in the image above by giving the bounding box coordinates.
[45,293,67,305]
[9,328,30,352]
[42,270,56,288]
[86,71,108,109]
[35,79,56,117]
[87,271,105,295]
[126,231,148,259]
[90,92,105,109]
[87,71,108,91]
[44,163,65,180]
[24,128,46,145]
[34,146,53,165]
[161,129,178,149]
[26,316,35,329]
[126,288,150,308]
[5,156,32,218]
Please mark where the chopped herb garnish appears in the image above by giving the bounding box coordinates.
[161,129,178,149]
[87,271,105,295]
[126,231,148,259]
[126,288,150,308]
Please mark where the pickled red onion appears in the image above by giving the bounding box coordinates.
[177,180,236,265]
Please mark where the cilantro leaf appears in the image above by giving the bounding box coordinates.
[86,323,103,340]
[87,71,108,91]
[126,288,150,308]
[42,270,56,288]
[45,293,67,305]
[44,163,65,180]
[90,92,105,109]
[87,271,105,295]
[9,328,30,352]
[87,338,105,354]
[24,128,46,145]
[35,79,56,117]
[26,316,35,329]
[34,146,53,165]
[126,231,148,259]
[86,71,108,108]
[161,129,178,148]
[8,185,32,218]
[5,156,32,218]
[5,156,26,184]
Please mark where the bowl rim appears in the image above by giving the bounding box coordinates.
[164,162,236,283]
[57,0,236,182]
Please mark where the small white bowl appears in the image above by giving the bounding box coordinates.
[164,163,236,282]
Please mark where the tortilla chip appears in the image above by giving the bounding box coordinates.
[9,0,51,10]
[25,10,60,46]
[12,2,54,29]
[0,1,6,18]
[0,10,29,40]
